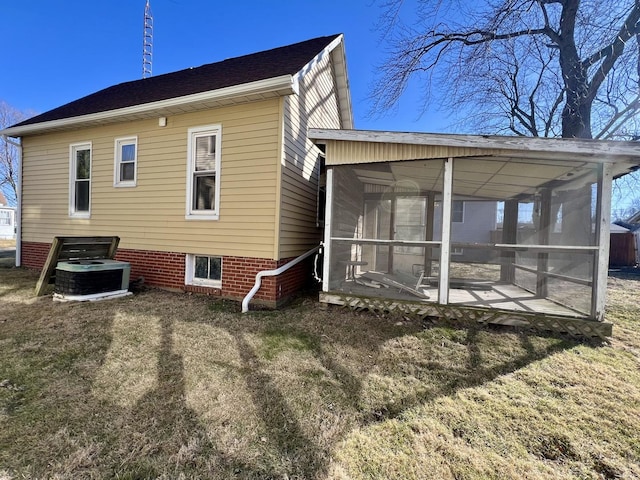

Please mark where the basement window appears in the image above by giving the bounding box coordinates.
[186,254,222,288]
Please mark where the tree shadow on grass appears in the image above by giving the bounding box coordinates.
[358,320,583,423]
[217,303,587,477]
[0,276,594,479]
[233,332,326,479]
[105,315,277,479]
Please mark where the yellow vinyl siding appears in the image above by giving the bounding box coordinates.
[279,52,342,257]
[324,141,501,165]
[21,99,281,258]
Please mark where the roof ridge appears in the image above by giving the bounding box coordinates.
[11,34,343,129]
[99,34,342,93]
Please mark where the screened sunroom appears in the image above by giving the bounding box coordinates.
[310,129,640,336]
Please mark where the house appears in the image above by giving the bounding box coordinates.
[609,223,638,267]
[611,211,640,266]
[0,34,352,306]
[310,128,640,336]
[0,191,16,239]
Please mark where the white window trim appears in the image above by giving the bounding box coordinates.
[69,142,92,219]
[185,254,223,288]
[114,136,138,187]
[186,124,222,220]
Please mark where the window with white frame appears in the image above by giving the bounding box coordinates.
[0,210,11,226]
[452,200,465,223]
[69,142,92,218]
[186,125,221,220]
[186,254,222,287]
[114,136,137,186]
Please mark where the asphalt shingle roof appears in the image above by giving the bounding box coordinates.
[14,34,340,128]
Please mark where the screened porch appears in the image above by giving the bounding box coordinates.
[312,130,640,334]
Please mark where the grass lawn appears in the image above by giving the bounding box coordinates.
[0,265,639,479]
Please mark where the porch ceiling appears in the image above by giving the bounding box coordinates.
[352,155,634,200]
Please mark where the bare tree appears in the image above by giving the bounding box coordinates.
[0,101,30,207]
[373,0,640,140]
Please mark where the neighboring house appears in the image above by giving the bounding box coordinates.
[0,191,16,239]
[434,199,497,263]
[612,211,640,266]
[1,34,352,306]
[360,195,497,273]
[609,223,638,267]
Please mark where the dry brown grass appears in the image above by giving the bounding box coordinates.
[0,265,639,479]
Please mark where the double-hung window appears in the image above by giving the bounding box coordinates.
[0,211,11,226]
[69,142,92,218]
[186,125,221,220]
[114,136,137,187]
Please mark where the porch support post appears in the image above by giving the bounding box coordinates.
[438,157,453,304]
[536,188,552,298]
[592,163,612,321]
[500,199,518,282]
[322,167,334,293]
[388,196,396,274]
[424,191,436,277]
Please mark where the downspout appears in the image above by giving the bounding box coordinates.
[242,244,321,313]
[2,135,21,267]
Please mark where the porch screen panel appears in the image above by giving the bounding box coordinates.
[329,166,365,290]
[393,196,427,274]
[384,159,444,290]
[545,251,593,315]
[362,199,391,273]
[328,159,444,302]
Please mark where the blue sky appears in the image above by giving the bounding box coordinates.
[1,0,449,132]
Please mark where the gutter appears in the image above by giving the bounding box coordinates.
[242,245,321,313]
[2,135,21,266]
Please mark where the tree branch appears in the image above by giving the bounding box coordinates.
[585,3,640,98]
[594,95,640,139]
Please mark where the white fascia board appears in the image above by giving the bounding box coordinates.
[293,34,354,129]
[293,35,344,84]
[0,75,295,137]
[330,39,354,129]
[308,128,640,161]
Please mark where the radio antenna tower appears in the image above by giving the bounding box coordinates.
[142,0,153,78]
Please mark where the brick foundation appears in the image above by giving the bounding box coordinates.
[21,241,313,306]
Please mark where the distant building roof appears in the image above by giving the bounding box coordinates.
[611,223,631,233]
[615,209,640,231]
[3,34,351,135]
[0,191,7,206]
